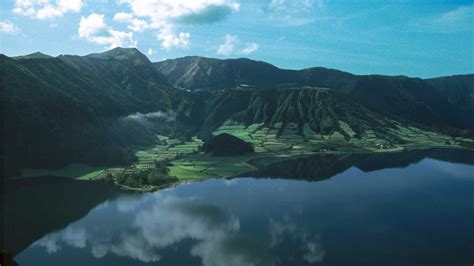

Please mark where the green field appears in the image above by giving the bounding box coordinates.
[122,120,471,185]
[20,121,472,190]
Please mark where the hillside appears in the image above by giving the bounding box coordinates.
[187,86,465,158]
[1,48,178,176]
[346,75,473,129]
[2,48,473,179]
[154,56,300,90]
[156,57,473,130]
[425,74,474,113]
[198,87,397,138]
[202,133,254,156]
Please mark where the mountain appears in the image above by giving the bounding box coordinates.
[1,48,177,176]
[156,56,473,130]
[197,86,399,139]
[154,56,356,90]
[425,74,474,113]
[13,52,53,60]
[86,47,153,66]
[2,48,473,177]
[154,56,298,90]
[202,133,254,156]
[346,75,473,129]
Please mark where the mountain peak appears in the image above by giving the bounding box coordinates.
[86,47,150,65]
[14,52,53,60]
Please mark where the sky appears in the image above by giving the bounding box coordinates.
[0,0,473,78]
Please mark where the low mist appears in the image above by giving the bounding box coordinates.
[122,111,175,125]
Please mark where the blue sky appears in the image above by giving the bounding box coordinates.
[0,0,473,78]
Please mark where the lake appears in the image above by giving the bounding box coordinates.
[8,149,474,266]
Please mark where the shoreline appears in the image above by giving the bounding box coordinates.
[96,145,474,192]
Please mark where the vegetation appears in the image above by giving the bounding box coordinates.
[156,56,473,130]
[202,133,254,156]
[2,48,177,177]
[3,47,473,189]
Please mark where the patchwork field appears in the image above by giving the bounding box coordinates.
[17,121,473,190]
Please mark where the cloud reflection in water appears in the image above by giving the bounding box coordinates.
[32,191,283,265]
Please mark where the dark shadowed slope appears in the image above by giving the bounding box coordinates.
[154,56,356,90]
[202,133,254,156]
[347,75,473,129]
[425,74,474,113]
[154,56,300,89]
[156,56,473,130]
[1,48,177,176]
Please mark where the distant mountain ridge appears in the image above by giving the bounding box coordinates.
[155,56,474,129]
[426,74,474,113]
[13,52,53,60]
[2,47,473,177]
[154,56,357,90]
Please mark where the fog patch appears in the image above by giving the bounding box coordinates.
[121,111,175,126]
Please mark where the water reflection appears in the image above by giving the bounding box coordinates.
[11,148,474,265]
[269,218,325,264]
[245,148,474,181]
[28,192,279,265]
[2,177,118,256]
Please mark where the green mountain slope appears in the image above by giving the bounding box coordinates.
[154,56,357,90]
[156,56,473,130]
[2,48,472,178]
[346,75,473,129]
[425,74,474,113]
[178,86,468,156]
[1,48,177,176]
[154,56,300,89]
[199,87,396,138]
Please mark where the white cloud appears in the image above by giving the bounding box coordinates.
[267,0,315,13]
[217,34,237,55]
[436,6,473,27]
[147,48,156,56]
[113,12,149,32]
[241,42,259,55]
[156,27,190,49]
[119,0,239,24]
[78,13,137,49]
[79,13,106,38]
[13,0,83,20]
[264,0,319,26]
[118,0,240,49]
[0,20,20,34]
[113,12,134,22]
[217,34,259,56]
[410,5,474,33]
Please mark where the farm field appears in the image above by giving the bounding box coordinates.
[17,121,473,189]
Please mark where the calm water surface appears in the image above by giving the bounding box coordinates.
[12,150,474,266]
